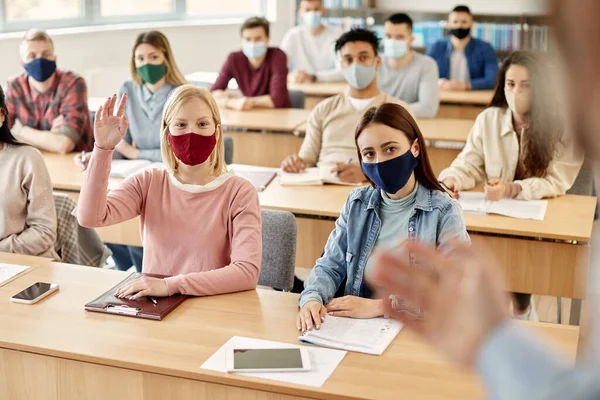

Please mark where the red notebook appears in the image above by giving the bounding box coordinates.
[85,272,188,321]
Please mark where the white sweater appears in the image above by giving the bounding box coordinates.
[438,107,583,200]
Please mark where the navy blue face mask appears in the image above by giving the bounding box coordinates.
[361,149,418,194]
[24,58,57,82]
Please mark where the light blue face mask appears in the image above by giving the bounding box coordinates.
[302,11,322,30]
[383,39,408,59]
[342,63,377,90]
[242,41,267,59]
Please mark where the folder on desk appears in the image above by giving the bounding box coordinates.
[85,272,187,321]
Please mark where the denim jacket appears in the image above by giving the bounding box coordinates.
[299,184,470,308]
[426,36,499,90]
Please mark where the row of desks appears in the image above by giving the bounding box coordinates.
[43,152,596,301]
[0,253,581,400]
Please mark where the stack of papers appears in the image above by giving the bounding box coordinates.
[458,192,548,220]
[280,167,362,187]
[110,160,163,178]
[299,316,403,355]
[228,164,278,191]
[0,263,30,286]
[201,336,346,388]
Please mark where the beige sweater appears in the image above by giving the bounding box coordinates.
[438,107,583,200]
[298,90,412,168]
[0,144,58,258]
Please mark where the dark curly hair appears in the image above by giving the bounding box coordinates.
[489,51,563,178]
[0,85,21,146]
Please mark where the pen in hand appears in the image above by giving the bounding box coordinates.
[148,296,158,306]
[335,158,353,176]
[80,150,86,169]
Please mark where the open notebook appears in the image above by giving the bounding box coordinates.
[298,316,402,355]
[280,167,363,187]
[110,160,164,178]
[459,192,548,221]
[228,164,278,192]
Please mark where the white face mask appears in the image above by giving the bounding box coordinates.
[505,89,531,116]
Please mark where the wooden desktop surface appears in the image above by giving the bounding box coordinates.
[220,108,310,132]
[0,257,580,400]
[439,90,494,105]
[44,154,595,243]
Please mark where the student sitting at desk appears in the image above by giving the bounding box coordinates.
[73,31,187,273]
[281,29,412,184]
[426,5,498,91]
[280,0,343,83]
[212,17,290,110]
[6,29,92,154]
[439,51,583,321]
[296,103,469,331]
[0,85,58,259]
[78,85,262,298]
[378,13,440,118]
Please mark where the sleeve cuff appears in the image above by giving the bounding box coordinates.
[513,180,532,200]
[298,291,323,308]
[164,275,183,296]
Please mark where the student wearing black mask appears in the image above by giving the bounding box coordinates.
[426,5,498,91]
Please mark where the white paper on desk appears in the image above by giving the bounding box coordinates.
[200,336,346,388]
[280,168,324,186]
[0,263,29,286]
[489,198,548,221]
[228,164,278,191]
[109,160,163,178]
[458,192,548,220]
[299,316,402,355]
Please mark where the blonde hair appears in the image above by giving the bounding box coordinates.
[20,29,54,55]
[161,84,226,176]
[130,31,187,86]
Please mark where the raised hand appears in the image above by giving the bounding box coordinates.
[94,94,128,150]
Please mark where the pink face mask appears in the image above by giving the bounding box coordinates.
[167,132,216,166]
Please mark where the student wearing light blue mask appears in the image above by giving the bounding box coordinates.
[282,29,413,184]
[280,0,343,83]
[378,13,440,118]
[296,102,468,332]
[212,17,290,110]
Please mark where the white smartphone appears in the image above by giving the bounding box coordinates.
[225,347,311,373]
[10,282,59,304]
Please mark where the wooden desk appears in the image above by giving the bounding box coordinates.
[288,82,347,110]
[0,252,51,287]
[438,90,493,120]
[43,152,595,300]
[0,259,580,400]
[219,108,309,168]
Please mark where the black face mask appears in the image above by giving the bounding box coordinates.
[450,27,471,40]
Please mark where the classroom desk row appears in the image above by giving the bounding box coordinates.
[43,152,596,303]
[0,253,581,400]
[87,101,468,174]
[182,71,492,119]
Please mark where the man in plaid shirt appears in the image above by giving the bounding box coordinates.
[7,29,92,154]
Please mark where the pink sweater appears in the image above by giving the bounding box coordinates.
[77,147,262,296]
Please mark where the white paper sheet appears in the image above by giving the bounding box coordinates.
[280,168,323,186]
[299,316,402,355]
[458,192,548,220]
[200,336,346,388]
[0,263,29,286]
[319,166,363,186]
[109,160,163,178]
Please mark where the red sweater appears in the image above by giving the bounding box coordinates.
[211,48,291,108]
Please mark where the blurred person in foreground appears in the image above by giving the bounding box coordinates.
[365,0,600,399]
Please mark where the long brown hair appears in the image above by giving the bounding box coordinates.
[489,51,563,178]
[130,31,187,87]
[354,103,446,192]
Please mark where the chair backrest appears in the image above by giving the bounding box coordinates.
[568,158,594,196]
[258,209,297,291]
[223,134,234,165]
[288,89,306,109]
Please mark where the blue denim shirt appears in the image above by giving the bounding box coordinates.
[299,184,470,307]
[426,36,499,90]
